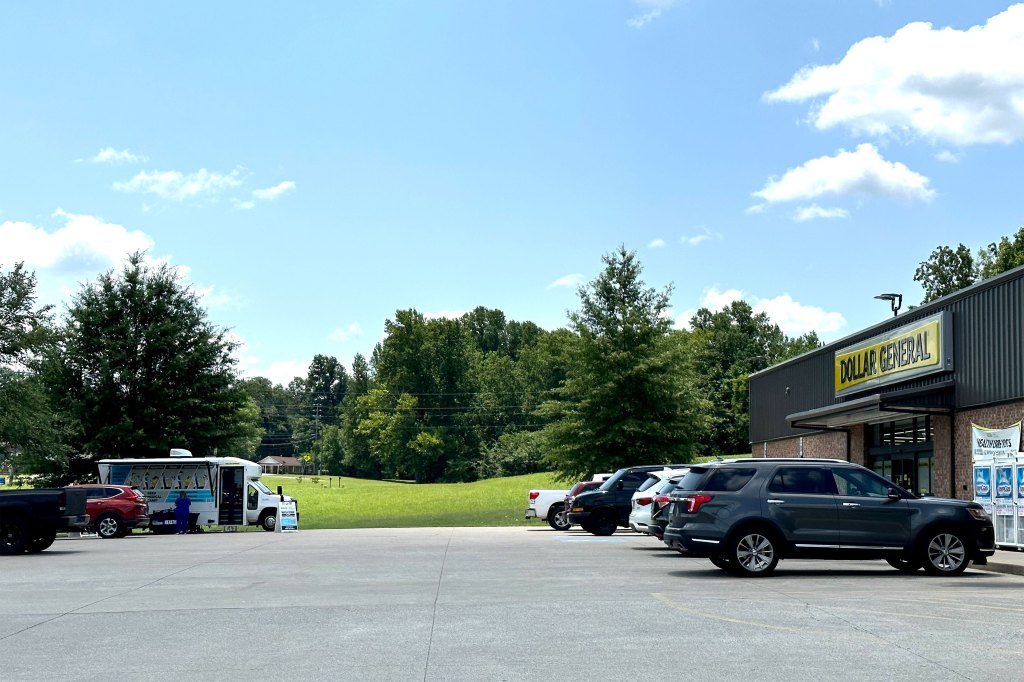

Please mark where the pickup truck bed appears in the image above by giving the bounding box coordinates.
[0,488,90,554]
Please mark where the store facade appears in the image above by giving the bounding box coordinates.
[748,264,1024,500]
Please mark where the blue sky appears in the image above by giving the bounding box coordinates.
[2,1,1022,385]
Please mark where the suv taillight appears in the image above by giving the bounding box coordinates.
[654,495,671,509]
[636,497,652,506]
[682,494,714,513]
[529,491,540,501]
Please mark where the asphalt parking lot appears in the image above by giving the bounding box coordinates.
[3,526,1024,681]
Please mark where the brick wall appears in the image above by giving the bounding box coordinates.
[952,402,1024,499]
[751,430,848,460]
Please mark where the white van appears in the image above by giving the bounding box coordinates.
[97,449,297,532]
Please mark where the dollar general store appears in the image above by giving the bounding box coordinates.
[749,264,1024,499]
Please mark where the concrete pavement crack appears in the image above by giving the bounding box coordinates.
[423,529,454,682]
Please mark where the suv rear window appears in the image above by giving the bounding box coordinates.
[636,475,663,493]
[768,467,837,495]
[703,468,757,492]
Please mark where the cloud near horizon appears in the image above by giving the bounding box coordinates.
[674,287,846,336]
[89,147,147,164]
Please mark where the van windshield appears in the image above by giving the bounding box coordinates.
[252,480,273,495]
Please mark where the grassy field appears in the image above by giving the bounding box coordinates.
[264,472,568,530]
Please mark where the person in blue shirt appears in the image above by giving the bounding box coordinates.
[174,491,191,534]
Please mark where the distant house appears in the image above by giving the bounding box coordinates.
[257,456,305,475]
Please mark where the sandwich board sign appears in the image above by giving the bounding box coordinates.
[277,499,299,533]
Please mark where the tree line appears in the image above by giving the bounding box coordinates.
[22,230,1023,486]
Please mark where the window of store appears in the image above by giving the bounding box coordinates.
[868,417,933,496]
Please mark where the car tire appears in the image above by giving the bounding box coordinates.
[589,510,617,536]
[259,510,277,532]
[547,507,571,531]
[96,513,124,539]
[920,529,969,576]
[709,556,735,572]
[0,514,29,555]
[886,556,922,574]
[728,528,779,577]
[27,528,57,553]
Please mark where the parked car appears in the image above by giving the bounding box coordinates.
[568,464,688,536]
[67,484,150,539]
[0,488,90,554]
[662,458,996,577]
[526,488,572,530]
[562,479,604,515]
[629,469,688,535]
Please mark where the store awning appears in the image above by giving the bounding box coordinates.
[787,380,955,430]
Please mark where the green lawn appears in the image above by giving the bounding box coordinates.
[265,472,568,529]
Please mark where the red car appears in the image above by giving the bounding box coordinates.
[67,484,150,539]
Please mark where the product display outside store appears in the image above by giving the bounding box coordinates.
[972,422,1023,548]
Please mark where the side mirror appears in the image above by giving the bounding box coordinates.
[617,481,624,491]
[887,487,902,500]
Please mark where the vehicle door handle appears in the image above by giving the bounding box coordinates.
[842,502,860,507]
[767,499,785,504]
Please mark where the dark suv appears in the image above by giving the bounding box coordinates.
[663,458,995,577]
[568,464,687,536]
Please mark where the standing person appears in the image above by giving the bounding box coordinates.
[174,491,191,534]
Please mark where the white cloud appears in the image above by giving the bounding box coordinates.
[810,38,820,53]
[423,310,468,320]
[754,294,847,335]
[752,143,935,205]
[935,149,961,163]
[793,204,851,222]
[0,209,154,273]
[649,238,667,248]
[627,0,679,28]
[329,322,364,341]
[681,226,722,246]
[678,287,846,336]
[113,167,245,201]
[90,147,147,164]
[252,180,296,201]
[255,359,309,386]
[764,5,1024,146]
[232,199,256,211]
[547,273,584,289]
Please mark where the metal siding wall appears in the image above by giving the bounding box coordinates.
[750,268,1024,443]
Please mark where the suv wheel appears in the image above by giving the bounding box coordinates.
[547,507,571,531]
[709,556,735,573]
[729,529,779,577]
[589,511,617,536]
[921,529,969,576]
[96,514,124,539]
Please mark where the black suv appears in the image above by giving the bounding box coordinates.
[663,458,995,577]
[568,464,687,536]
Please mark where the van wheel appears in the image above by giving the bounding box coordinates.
[729,529,779,577]
[547,507,571,531]
[921,529,969,576]
[589,510,617,536]
[96,514,124,539]
[259,511,277,532]
[0,514,29,554]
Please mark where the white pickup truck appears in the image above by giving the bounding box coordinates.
[526,488,571,530]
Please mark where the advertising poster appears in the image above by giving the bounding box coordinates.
[1018,466,1024,518]
[974,466,993,514]
[996,465,1014,512]
[278,500,299,532]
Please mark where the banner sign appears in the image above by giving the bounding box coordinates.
[278,499,299,532]
[972,422,1022,460]
[834,312,951,397]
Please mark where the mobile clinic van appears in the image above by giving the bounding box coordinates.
[97,449,297,532]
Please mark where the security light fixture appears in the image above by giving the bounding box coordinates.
[874,293,903,317]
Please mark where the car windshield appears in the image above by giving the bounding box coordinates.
[599,469,627,491]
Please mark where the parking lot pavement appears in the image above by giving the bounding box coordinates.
[5,527,1024,681]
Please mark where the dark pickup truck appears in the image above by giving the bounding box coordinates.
[0,487,91,554]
